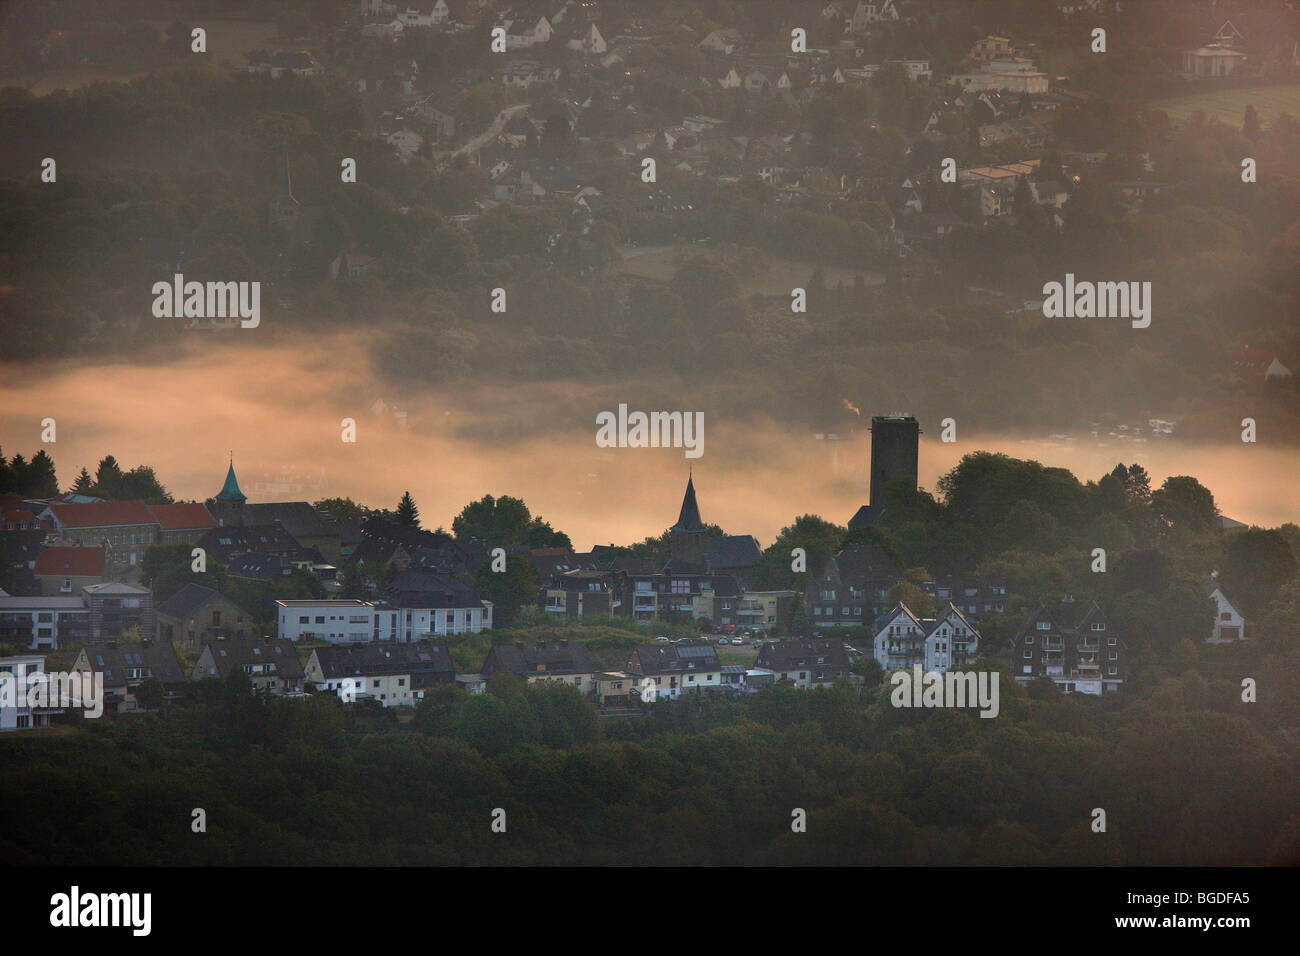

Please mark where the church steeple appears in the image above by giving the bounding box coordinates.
[216,458,246,503]
[210,457,246,528]
[671,473,704,533]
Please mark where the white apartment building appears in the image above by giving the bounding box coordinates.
[276,597,492,643]
[873,603,981,674]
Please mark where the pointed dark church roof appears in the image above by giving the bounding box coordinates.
[216,461,247,503]
[670,475,705,533]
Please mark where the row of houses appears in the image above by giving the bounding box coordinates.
[0,584,1180,730]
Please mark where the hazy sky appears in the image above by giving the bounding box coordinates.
[2,330,1294,547]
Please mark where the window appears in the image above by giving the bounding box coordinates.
[212,611,221,626]
[1091,622,1105,631]
[1023,649,1032,659]
[315,616,325,624]
[299,616,309,624]
[1036,621,1051,630]
[1220,612,1232,621]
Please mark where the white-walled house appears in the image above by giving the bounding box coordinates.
[0,655,59,731]
[873,602,981,674]
[304,640,456,707]
[277,596,491,643]
[1207,580,1247,643]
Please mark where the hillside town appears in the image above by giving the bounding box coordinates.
[1,410,1262,730]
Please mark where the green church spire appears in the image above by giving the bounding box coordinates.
[216,458,246,503]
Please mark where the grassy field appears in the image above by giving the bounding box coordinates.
[617,244,883,294]
[1149,83,1300,127]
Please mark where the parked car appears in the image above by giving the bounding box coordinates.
[717,638,729,645]
[731,638,744,645]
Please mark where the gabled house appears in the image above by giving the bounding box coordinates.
[305,640,454,706]
[755,639,853,689]
[628,641,723,699]
[1010,598,1124,694]
[873,602,981,675]
[192,637,304,695]
[481,640,595,694]
[156,584,253,651]
[699,28,744,55]
[72,640,186,713]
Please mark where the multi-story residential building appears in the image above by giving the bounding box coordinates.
[191,637,304,695]
[1010,599,1126,695]
[277,584,492,644]
[754,639,853,689]
[732,590,795,631]
[33,545,109,596]
[873,602,981,674]
[541,569,621,618]
[156,584,253,652]
[148,502,217,545]
[624,570,743,626]
[0,583,150,649]
[71,640,186,713]
[481,640,595,694]
[806,542,901,628]
[82,582,154,642]
[922,578,1008,619]
[0,654,61,731]
[304,640,456,707]
[278,599,398,643]
[39,501,159,572]
[627,642,723,699]
[0,595,89,650]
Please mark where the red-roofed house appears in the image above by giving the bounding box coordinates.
[39,501,160,572]
[148,503,217,544]
[4,509,38,532]
[34,546,109,596]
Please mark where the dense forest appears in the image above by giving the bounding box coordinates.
[2,645,1299,866]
